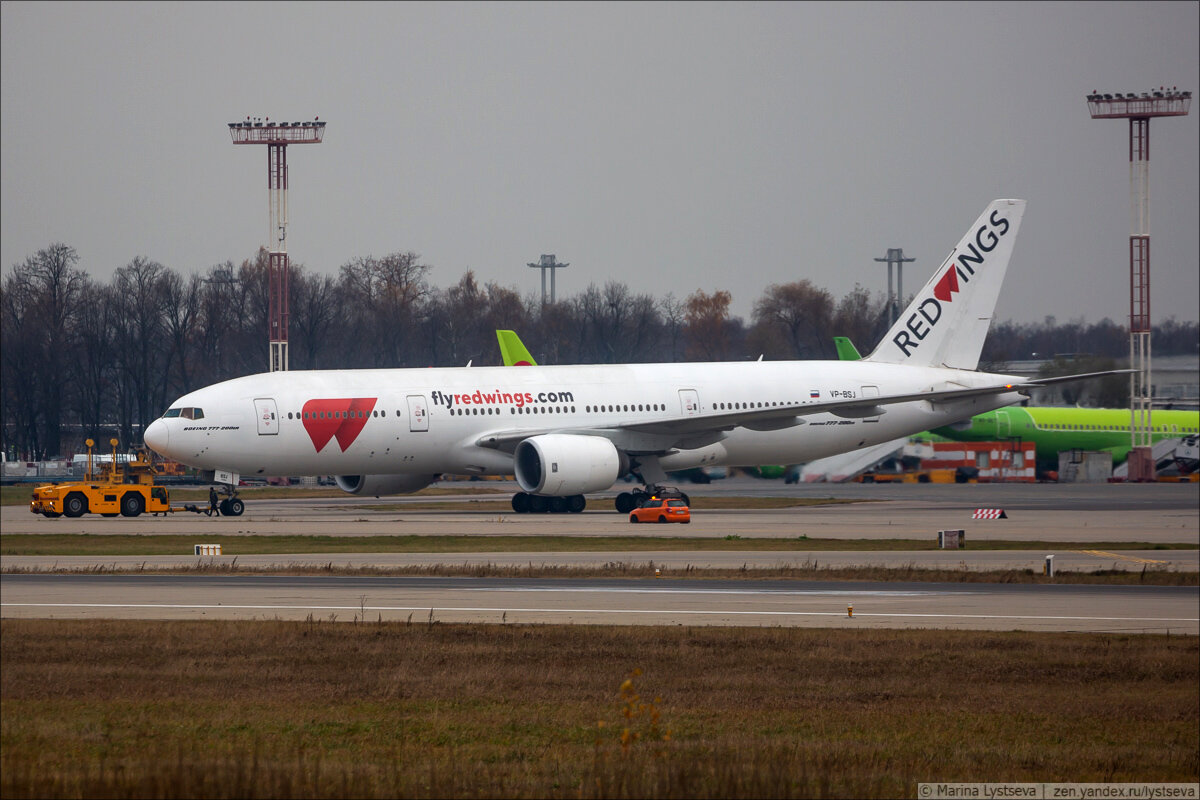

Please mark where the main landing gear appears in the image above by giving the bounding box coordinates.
[510,492,586,514]
[613,485,690,514]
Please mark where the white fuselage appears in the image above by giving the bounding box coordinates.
[145,360,1023,481]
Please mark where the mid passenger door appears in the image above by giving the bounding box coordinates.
[407,395,429,432]
[678,389,700,417]
[254,398,279,435]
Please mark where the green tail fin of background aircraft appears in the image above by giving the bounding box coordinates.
[834,337,862,361]
[497,330,537,366]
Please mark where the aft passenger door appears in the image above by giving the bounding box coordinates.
[254,398,279,435]
[407,395,429,432]
[859,386,880,423]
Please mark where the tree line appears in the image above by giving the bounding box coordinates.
[3,243,1196,459]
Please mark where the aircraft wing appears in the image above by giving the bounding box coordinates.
[474,369,1131,455]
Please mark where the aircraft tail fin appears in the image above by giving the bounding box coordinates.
[497,330,538,366]
[864,199,1026,370]
[833,337,862,361]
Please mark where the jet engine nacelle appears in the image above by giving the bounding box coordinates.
[514,434,624,496]
[334,473,437,497]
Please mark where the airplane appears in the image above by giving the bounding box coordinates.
[144,198,1123,515]
[930,406,1199,468]
[835,335,1199,468]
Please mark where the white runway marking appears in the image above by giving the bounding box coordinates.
[468,587,959,596]
[4,602,1196,623]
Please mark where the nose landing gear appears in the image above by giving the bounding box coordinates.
[510,492,586,513]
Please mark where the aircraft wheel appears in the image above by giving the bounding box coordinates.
[63,492,87,518]
[615,492,636,514]
[511,493,530,513]
[528,494,548,513]
[548,496,567,514]
[120,492,144,518]
[226,497,245,517]
[567,495,586,513]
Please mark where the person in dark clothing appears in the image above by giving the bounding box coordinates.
[208,486,221,517]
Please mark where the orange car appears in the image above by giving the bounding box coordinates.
[629,497,691,524]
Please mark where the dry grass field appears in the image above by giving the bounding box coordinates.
[2,619,1195,798]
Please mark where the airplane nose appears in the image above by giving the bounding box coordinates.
[144,418,169,454]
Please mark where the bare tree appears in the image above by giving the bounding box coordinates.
[290,268,342,370]
[831,284,887,357]
[1,244,89,456]
[750,280,835,360]
[111,256,171,444]
[161,270,203,396]
[684,289,735,361]
[71,280,118,444]
[338,252,430,367]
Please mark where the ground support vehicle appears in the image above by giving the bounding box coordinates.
[628,496,691,524]
[855,468,966,484]
[29,439,243,519]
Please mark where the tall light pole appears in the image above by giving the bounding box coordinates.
[528,254,568,305]
[1087,88,1190,480]
[229,117,327,372]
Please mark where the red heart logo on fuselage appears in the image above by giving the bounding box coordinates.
[301,398,378,452]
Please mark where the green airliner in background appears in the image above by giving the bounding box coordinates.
[928,406,1198,466]
[835,336,1198,468]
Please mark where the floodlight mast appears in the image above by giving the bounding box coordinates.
[1086,90,1190,481]
[229,118,327,372]
[527,254,568,305]
[873,248,915,328]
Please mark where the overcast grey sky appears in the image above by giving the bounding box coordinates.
[3,1,1198,326]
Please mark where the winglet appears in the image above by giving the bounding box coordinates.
[497,330,537,366]
[833,337,862,361]
[865,199,1026,371]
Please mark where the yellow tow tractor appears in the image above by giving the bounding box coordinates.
[29,438,225,518]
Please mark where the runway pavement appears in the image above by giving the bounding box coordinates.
[2,573,1195,634]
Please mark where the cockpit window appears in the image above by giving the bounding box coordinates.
[164,407,204,420]
[163,408,182,418]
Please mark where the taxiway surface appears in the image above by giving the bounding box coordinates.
[3,480,1196,632]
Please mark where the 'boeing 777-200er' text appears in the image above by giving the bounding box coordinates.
[144,199,1118,514]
